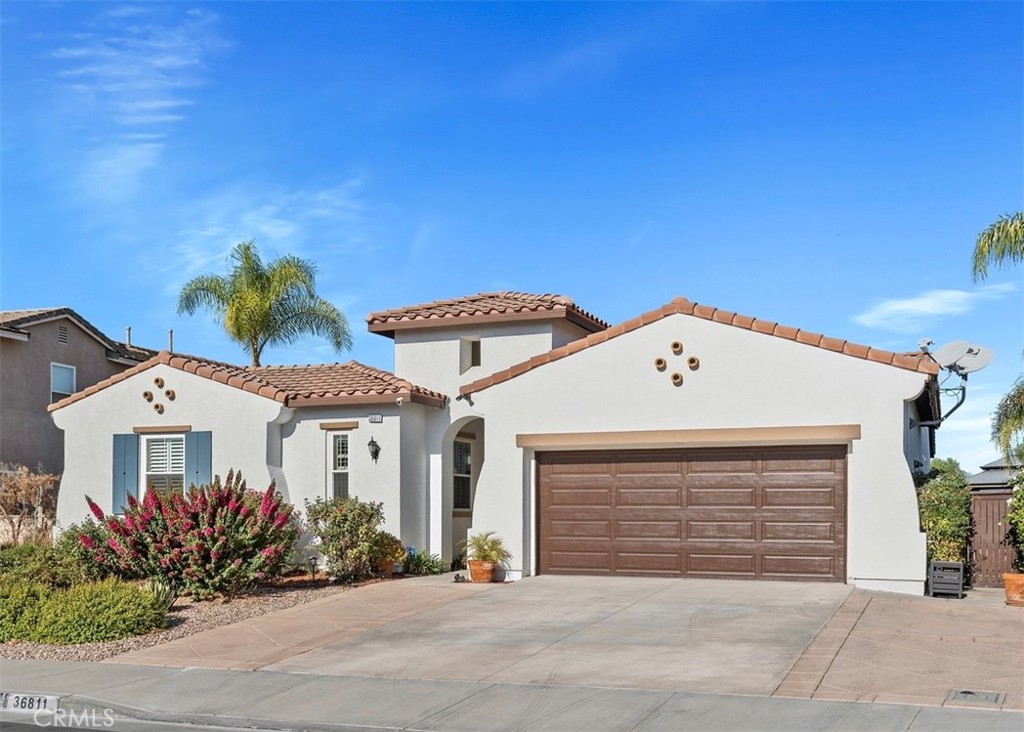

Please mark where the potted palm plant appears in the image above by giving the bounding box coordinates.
[1003,472,1024,606]
[465,531,511,583]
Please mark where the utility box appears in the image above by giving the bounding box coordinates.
[928,561,965,598]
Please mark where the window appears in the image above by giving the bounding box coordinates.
[459,337,481,374]
[331,434,349,500]
[50,363,75,403]
[144,435,185,493]
[454,440,472,510]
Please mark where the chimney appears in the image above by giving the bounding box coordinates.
[125,326,132,346]
[168,329,174,353]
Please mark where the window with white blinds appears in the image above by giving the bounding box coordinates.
[145,436,185,493]
[331,434,349,500]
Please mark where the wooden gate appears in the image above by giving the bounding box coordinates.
[970,490,1015,587]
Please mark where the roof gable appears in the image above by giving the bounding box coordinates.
[0,307,155,362]
[460,296,939,396]
[366,291,608,337]
[48,351,448,412]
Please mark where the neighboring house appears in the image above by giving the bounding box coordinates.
[968,457,1020,588]
[51,292,941,594]
[0,308,154,474]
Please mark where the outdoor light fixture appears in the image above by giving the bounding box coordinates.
[367,436,381,463]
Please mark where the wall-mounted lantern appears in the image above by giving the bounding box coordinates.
[367,436,381,463]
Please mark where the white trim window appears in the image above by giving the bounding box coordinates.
[454,440,472,510]
[330,434,349,500]
[143,435,185,493]
[50,363,76,403]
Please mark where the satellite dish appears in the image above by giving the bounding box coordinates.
[931,340,971,368]
[950,344,994,375]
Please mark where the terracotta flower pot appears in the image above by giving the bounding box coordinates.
[1003,573,1024,606]
[467,559,495,583]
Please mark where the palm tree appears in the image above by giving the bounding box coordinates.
[178,240,352,366]
[971,211,1024,461]
[972,211,1024,281]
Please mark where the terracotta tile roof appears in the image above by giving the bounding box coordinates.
[460,296,940,397]
[367,291,609,337]
[1,307,154,363]
[48,351,448,412]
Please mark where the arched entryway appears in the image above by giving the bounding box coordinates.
[441,415,484,564]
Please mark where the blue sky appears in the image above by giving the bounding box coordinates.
[2,2,1021,471]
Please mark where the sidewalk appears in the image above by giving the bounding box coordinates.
[2,659,1022,731]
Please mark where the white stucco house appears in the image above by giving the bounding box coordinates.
[51,292,941,594]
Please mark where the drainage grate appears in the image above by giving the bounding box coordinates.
[946,689,1005,705]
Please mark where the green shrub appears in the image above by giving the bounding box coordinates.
[29,579,165,644]
[305,497,399,583]
[405,548,446,576]
[0,544,84,589]
[1007,471,1024,572]
[53,520,113,583]
[917,458,971,564]
[0,578,47,642]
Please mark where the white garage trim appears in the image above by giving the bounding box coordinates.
[516,424,862,450]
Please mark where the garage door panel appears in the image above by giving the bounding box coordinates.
[686,521,756,541]
[617,552,680,573]
[547,487,612,507]
[761,554,836,578]
[687,553,757,575]
[763,486,837,507]
[549,520,611,539]
[617,487,683,506]
[687,487,757,506]
[762,521,836,542]
[617,520,681,539]
[538,446,846,582]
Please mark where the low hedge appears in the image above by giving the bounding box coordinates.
[0,578,165,644]
[0,544,89,589]
[0,579,47,642]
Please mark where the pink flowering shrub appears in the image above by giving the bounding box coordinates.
[82,470,298,600]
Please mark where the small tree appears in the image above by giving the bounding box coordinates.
[917,459,972,564]
[0,465,60,546]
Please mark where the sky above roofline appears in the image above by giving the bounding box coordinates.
[3,1,1021,472]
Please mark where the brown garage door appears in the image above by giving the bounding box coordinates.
[537,446,847,581]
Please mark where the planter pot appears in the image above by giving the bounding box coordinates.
[467,559,496,583]
[1002,573,1024,606]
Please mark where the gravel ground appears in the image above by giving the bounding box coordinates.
[0,580,354,663]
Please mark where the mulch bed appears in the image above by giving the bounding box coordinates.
[0,573,357,663]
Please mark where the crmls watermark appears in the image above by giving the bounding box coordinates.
[32,707,116,728]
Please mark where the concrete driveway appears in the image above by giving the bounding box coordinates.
[264,575,850,696]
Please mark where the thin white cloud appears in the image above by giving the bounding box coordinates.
[41,6,228,203]
[853,283,1016,333]
[499,33,646,97]
[148,178,374,296]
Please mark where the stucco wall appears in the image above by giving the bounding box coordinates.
[465,313,930,594]
[1,319,130,473]
[281,404,406,539]
[394,321,561,398]
[52,363,285,528]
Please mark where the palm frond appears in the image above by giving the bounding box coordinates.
[972,212,1024,281]
[177,275,230,316]
[993,377,1024,462]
